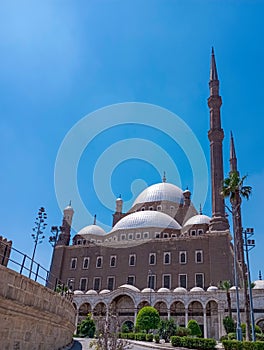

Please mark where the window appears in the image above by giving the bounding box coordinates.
[195,273,204,288]
[143,232,149,239]
[197,229,204,235]
[195,250,203,263]
[149,253,156,265]
[163,274,171,289]
[96,256,103,268]
[141,207,145,211]
[155,233,160,238]
[93,277,101,291]
[191,230,196,236]
[149,206,154,211]
[121,234,126,241]
[77,239,82,245]
[164,252,171,264]
[127,275,135,285]
[135,232,141,240]
[67,278,75,291]
[110,255,116,267]
[79,278,87,291]
[171,234,176,238]
[148,274,156,289]
[70,258,77,269]
[107,277,115,291]
[170,206,175,211]
[83,257,90,269]
[163,233,169,238]
[179,274,187,289]
[113,236,117,241]
[128,233,133,240]
[157,205,162,211]
[179,251,187,264]
[97,240,102,243]
[129,254,136,266]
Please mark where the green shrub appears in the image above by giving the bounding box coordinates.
[175,326,191,337]
[222,340,243,350]
[135,333,146,341]
[154,334,160,343]
[127,333,135,340]
[256,334,264,341]
[255,325,262,334]
[136,306,160,333]
[159,318,178,342]
[146,334,153,342]
[224,317,236,334]
[221,335,229,341]
[228,332,237,340]
[243,341,256,350]
[171,336,216,349]
[187,319,202,337]
[77,313,96,338]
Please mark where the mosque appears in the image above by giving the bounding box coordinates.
[49,50,264,339]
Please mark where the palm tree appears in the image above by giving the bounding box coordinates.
[219,280,232,318]
[221,171,252,340]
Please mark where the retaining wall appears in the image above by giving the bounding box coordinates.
[0,265,76,350]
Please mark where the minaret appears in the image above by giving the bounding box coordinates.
[230,131,237,172]
[112,195,125,226]
[57,202,74,246]
[208,48,229,231]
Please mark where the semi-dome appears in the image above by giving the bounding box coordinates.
[173,287,187,293]
[111,211,182,232]
[157,287,170,293]
[73,290,84,295]
[184,214,211,226]
[99,289,111,294]
[207,286,218,292]
[133,182,184,206]
[190,287,204,292]
[118,284,140,292]
[141,288,155,293]
[78,224,106,236]
[85,289,98,295]
[253,280,264,289]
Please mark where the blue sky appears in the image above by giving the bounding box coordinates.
[0,1,263,281]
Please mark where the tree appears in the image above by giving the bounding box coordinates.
[221,171,252,341]
[158,318,177,342]
[223,316,235,334]
[187,319,202,337]
[219,280,232,318]
[136,306,160,334]
[77,313,96,338]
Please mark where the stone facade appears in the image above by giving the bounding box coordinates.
[0,265,76,350]
[0,236,12,267]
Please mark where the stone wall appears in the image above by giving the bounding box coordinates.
[0,265,76,350]
[0,236,12,267]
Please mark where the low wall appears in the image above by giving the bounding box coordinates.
[0,265,76,350]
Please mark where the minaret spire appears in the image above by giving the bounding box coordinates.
[208,48,229,231]
[230,131,238,172]
[162,171,167,183]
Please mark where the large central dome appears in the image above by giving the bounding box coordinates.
[132,182,184,207]
[111,210,182,232]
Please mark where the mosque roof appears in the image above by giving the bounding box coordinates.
[132,182,184,207]
[111,210,182,232]
[184,214,211,226]
[77,224,106,236]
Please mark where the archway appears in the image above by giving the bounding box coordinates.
[206,300,219,339]
[256,319,264,332]
[137,300,150,310]
[154,301,168,318]
[110,294,135,331]
[93,302,107,316]
[188,301,204,336]
[79,302,92,316]
[122,320,134,332]
[170,301,185,326]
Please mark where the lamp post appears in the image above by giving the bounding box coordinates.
[243,227,256,341]
[29,207,47,279]
[148,269,153,306]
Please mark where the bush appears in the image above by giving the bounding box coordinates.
[175,326,191,337]
[154,334,160,343]
[256,334,264,341]
[146,334,153,342]
[127,333,135,340]
[187,319,202,337]
[159,318,178,342]
[220,335,229,341]
[135,333,147,341]
[136,306,160,333]
[77,313,96,338]
[222,340,243,350]
[224,317,236,334]
[171,336,216,349]
[228,333,237,340]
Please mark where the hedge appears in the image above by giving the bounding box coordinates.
[171,336,216,349]
[222,340,264,350]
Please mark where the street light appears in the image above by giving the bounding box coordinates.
[29,207,47,279]
[243,227,256,341]
[148,269,153,306]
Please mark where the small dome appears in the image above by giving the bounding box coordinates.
[141,288,155,293]
[207,286,218,292]
[184,214,211,226]
[99,289,111,294]
[73,290,84,295]
[133,182,184,206]
[253,280,264,289]
[64,205,74,211]
[230,286,241,291]
[190,287,204,292]
[78,224,106,236]
[111,211,181,232]
[157,288,170,293]
[116,197,123,202]
[118,284,140,292]
[85,289,98,295]
[173,287,187,293]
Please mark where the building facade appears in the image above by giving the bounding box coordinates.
[49,50,264,338]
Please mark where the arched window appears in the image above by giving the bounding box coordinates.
[180,251,187,264]
[149,253,156,265]
[110,256,116,267]
[164,252,171,264]
[96,256,103,268]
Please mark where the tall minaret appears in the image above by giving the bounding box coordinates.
[208,48,229,231]
[230,131,237,172]
[57,203,74,246]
